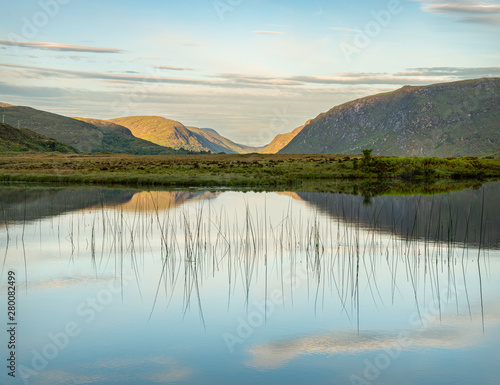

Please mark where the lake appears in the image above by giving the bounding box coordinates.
[1,183,499,385]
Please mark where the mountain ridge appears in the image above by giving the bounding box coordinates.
[279,78,500,157]
[110,116,262,154]
[0,105,194,154]
[2,77,498,157]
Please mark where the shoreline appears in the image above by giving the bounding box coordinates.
[0,153,498,195]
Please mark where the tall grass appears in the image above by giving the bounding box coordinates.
[0,187,492,329]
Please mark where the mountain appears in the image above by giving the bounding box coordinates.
[279,78,500,157]
[0,123,78,153]
[260,121,309,154]
[0,104,190,154]
[109,116,261,154]
[73,117,134,136]
[186,126,263,154]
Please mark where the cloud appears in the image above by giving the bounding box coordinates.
[0,62,233,87]
[415,1,500,24]
[0,80,69,98]
[421,2,500,14]
[0,40,123,53]
[395,66,500,77]
[154,65,195,71]
[252,30,286,35]
[461,15,500,24]
[247,310,500,370]
[287,74,453,85]
[35,357,192,385]
[246,326,477,370]
[1,63,497,92]
[208,72,453,86]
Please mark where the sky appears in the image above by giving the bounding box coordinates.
[0,0,499,145]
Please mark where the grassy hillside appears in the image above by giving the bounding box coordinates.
[74,117,190,155]
[0,123,78,153]
[187,126,262,154]
[279,78,500,157]
[109,116,205,151]
[261,121,309,154]
[0,105,189,155]
[74,117,134,136]
[110,116,260,154]
[0,105,106,152]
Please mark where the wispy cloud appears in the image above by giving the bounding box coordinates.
[415,1,500,25]
[0,40,123,53]
[395,66,500,77]
[252,30,286,35]
[247,312,500,370]
[246,327,476,370]
[0,62,265,88]
[0,80,69,98]
[422,2,500,14]
[154,65,195,71]
[461,14,500,24]
[1,62,496,90]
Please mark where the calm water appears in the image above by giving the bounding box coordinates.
[1,183,499,385]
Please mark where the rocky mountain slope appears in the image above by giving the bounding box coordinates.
[279,78,500,157]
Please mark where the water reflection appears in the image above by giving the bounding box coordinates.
[100,191,219,212]
[0,183,499,385]
[0,187,219,224]
[246,310,500,370]
[292,182,500,248]
[0,187,134,223]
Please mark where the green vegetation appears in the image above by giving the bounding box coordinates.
[280,78,500,157]
[0,153,498,190]
[109,116,261,154]
[0,105,192,155]
[0,123,78,153]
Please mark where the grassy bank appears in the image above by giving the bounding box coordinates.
[0,153,498,189]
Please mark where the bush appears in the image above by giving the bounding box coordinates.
[361,148,373,167]
[399,160,437,181]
